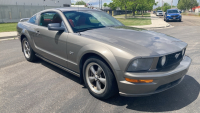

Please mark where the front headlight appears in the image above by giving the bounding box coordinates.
[127,58,154,72]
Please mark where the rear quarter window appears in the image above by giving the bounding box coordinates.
[29,15,37,24]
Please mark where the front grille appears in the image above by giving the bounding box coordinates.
[171,15,179,17]
[156,78,181,91]
[157,50,185,70]
[159,13,162,15]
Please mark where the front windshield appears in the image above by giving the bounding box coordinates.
[63,11,124,32]
[168,10,179,13]
[157,11,163,12]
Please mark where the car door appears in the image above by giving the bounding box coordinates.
[33,11,68,67]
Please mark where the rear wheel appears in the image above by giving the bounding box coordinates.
[83,56,118,99]
[22,38,37,62]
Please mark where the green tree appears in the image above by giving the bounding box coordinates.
[137,0,155,16]
[75,1,86,5]
[103,3,108,7]
[126,0,140,16]
[163,2,171,12]
[108,2,117,10]
[178,0,198,10]
[113,0,129,18]
[156,6,162,10]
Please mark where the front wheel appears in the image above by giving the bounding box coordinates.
[83,57,118,99]
[22,38,37,62]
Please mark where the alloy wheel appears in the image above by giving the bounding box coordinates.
[23,40,31,59]
[86,63,106,94]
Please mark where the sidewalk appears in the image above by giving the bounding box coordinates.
[0,31,17,39]
[132,13,171,29]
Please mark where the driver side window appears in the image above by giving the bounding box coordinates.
[39,12,62,27]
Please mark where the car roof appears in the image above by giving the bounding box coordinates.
[167,9,178,11]
[55,7,100,12]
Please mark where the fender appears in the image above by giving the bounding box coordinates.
[77,44,121,73]
[20,28,37,52]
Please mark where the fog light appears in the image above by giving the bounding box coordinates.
[125,78,153,83]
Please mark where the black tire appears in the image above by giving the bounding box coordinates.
[22,38,37,62]
[83,56,118,99]
[179,19,181,22]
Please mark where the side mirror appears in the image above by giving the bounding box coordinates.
[48,23,65,31]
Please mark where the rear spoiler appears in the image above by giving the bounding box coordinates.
[19,18,30,22]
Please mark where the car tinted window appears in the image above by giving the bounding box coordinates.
[157,11,163,12]
[29,15,37,24]
[168,10,179,13]
[63,11,123,33]
[39,12,62,27]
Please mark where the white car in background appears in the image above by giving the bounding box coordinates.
[156,10,163,16]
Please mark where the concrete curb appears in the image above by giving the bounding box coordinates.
[0,31,17,39]
[0,35,17,39]
[0,37,18,42]
[132,24,173,29]
[131,13,173,29]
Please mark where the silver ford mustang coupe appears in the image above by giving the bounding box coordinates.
[17,7,192,99]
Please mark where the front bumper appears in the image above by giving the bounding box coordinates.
[167,16,181,20]
[157,14,163,16]
[117,56,192,97]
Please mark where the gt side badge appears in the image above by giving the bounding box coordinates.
[69,51,74,55]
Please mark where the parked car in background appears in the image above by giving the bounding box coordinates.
[156,10,163,16]
[17,7,191,99]
[153,11,156,14]
[164,9,182,22]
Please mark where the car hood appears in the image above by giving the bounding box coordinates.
[80,26,187,56]
[168,13,180,15]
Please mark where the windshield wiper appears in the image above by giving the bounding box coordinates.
[75,26,105,33]
[76,28,91,32]
[107,25,116,27]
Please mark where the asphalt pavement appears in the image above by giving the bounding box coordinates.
[0,16,200,113]
[158,15,200,26]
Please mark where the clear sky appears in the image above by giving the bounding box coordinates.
[71,0,199,8]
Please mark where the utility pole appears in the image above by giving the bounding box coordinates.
[101,0,102,10]
[171,0,173,9]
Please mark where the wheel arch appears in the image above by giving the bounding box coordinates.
[20,29,34,52]
[77,44,121,84]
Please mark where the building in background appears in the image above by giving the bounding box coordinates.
[0,0,71,7]
[71,5,86,8]
[0,0,71,23]
[192,6,200,13]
